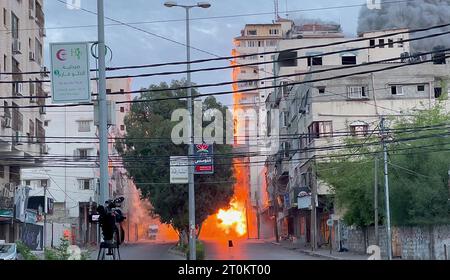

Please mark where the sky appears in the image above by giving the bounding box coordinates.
[43,0,364,106]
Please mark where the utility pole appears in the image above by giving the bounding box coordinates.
[374,156,379,246]
[311,159,318,251]
[164,1,211,260]
[43,183,47,248]
[380,117,393,260]
[97,0,109,209]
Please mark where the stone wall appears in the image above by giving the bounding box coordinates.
[340,224,450,260]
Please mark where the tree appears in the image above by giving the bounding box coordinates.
[117,80,235,244]
[318,105,450,227]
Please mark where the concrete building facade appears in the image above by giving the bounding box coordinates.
[0,0,46,243]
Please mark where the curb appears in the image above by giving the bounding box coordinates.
[295,249,343,260]
[168,247,187,259]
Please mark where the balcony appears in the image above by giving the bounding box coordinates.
[36,85,46,106]
[35,3,45,29]
[12,107,23,133]
[35,119,45,143]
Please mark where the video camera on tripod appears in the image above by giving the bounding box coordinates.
[91,197,126,245]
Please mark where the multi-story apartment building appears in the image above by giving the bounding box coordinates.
[0,0,46,243]
[232,19,294,238]
[265,26,424,246]
[21,78,133,246]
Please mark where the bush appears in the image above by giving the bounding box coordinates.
[185,241,205,260]
[16,241,39,260]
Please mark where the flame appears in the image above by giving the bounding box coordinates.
[200,44,260,240]
[216,201,247,236]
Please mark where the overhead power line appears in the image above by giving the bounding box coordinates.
[1,53,448,110]
[2,21,450,77]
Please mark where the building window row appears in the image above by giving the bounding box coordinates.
[370,37,403,48]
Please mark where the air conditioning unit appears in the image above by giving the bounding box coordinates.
[1,116,11,128]
[12,39,22,54]
[29,51,35,61]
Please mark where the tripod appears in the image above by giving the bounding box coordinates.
[97,240,121,260]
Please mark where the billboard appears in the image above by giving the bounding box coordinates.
[50,42,91,104]
[194,143,214,175]
[170,156,189,184]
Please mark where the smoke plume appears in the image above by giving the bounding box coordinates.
[358,0,450,52]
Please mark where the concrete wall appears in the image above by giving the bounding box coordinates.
[341,224,450,260]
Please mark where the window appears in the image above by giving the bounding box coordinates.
[379,39,385,48]
[25,180,30,186]
[347,86,368,99]
[307,56,322,66]
[120,107,125,113]
[78,120,91,132]
[281,81,290,98]
[78,179,93,190]
[3,55,6,71]
[120,125,125,131]
[247,41,256,47]
[388,39,394,48]
[281,112,288,127]
[350,124,369,137]
[317,87,326,94]
[247,29,257,36]
[44,120,49,127]
[267,40,277,47]
[258,41,264,47]
[0,165,4,178]
[342,56,356,65]
[397,38,404,48]
[391,85,404,96]
[417,85,425,92]
[369,39,376,48]
[308,121,332,142]
[269,29,279,35]
[11,12,19,40]
[75,148,90,160]
[435,87,442,98]
[3,8,7,26]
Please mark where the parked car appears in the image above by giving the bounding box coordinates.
[0,242,17,260]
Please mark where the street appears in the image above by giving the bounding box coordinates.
[90,239,324,260]
[203,239,322,260]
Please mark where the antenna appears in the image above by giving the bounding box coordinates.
[274,0,279,21]
[285,0,289,18]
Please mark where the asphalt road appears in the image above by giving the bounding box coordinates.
[203,239,323,260]
[90,239,324,260]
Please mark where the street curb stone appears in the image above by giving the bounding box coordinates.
[168,247,187,259]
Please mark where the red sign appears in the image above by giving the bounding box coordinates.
[195,165,213,172]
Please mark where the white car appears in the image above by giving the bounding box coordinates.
[0,243,17,260]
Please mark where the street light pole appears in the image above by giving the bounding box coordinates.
[97,0,109,207]
[164,1,211,261]
[185,6,197,261]
[380,117,392,260]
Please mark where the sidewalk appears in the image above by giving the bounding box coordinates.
[268,240,368,260]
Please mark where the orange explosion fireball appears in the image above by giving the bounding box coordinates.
[200,44,259,241]
[216,200,247,236]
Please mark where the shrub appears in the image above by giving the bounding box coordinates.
[16,241,39,260]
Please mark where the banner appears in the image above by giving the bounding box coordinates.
[194,143,214,175]
[50,42,91,104]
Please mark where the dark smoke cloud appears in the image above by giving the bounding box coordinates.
[358,0,450,51]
